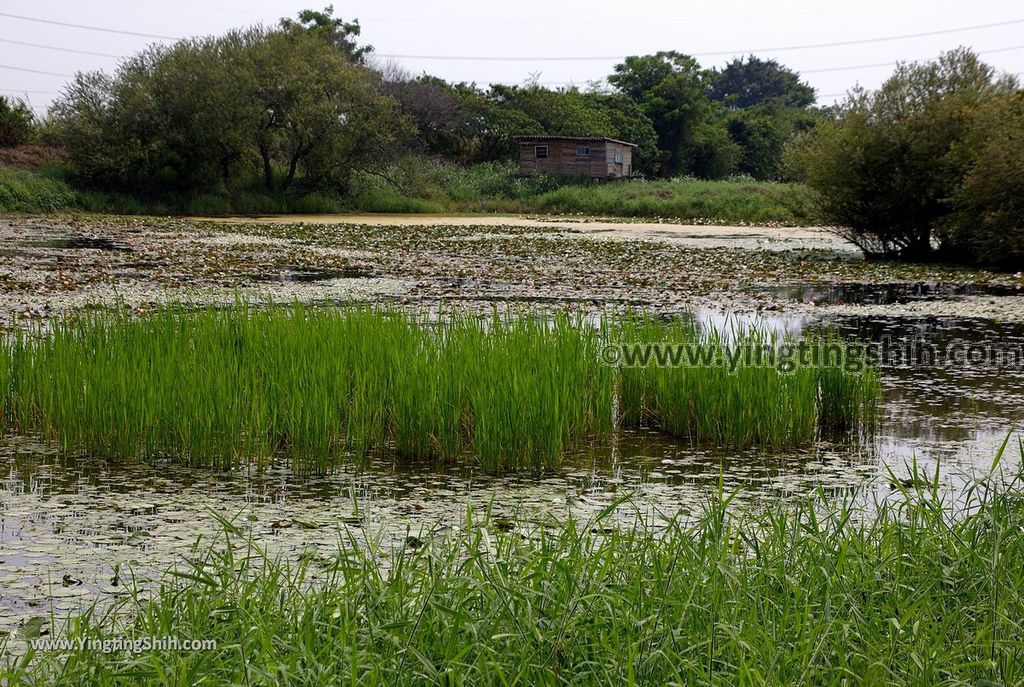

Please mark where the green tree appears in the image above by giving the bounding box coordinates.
[0,95,35,147]
[787,48,1017,259]
[488,85,615,137]
[941,93,1024,267]
[52,26,407,197]
[609,52,717,176]
[726,104,821,180]
[585,92,659,176]
[279,5,371,63]
[711,56,816,109]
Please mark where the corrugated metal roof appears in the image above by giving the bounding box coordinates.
[515,135,637,147]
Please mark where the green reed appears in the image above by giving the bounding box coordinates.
[614,315,879,447]
[10,449,1024,686]
[0,305,877,471]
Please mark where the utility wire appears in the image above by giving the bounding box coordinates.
[374,18,1024,60]
[0,11,181,40]
[3,11,1024,61]
[0,38,122,58]
[0,64,74,77]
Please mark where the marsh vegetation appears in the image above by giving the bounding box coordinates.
[1,305,878,472]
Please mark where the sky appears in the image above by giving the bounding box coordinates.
[2,0,1023,116]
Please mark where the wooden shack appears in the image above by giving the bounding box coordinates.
[517,136,636,179]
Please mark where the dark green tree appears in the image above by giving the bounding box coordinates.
[0,95,35,147]
[279,5,372,63]
[711,56,816,109]
[609,52,729,177]
[787,48,1018,260]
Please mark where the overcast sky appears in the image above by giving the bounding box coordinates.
[2,0,1022,114]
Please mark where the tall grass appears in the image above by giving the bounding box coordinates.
[0,306,876,471]
[8,452,1024,685]
[3,161,819,224]
[0,166,79,212]
[614,316,880,448]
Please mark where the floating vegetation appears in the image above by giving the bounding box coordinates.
[0,305,878,472]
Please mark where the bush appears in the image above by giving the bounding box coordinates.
[788,49,1019,262]
[0,166,78,212]
[941,93,1024,268]
[0,96,35,148]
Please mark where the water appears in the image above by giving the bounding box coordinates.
[16,237,131,252]
[752,281,1023,306]
[2,309,1023,639]
[249,266,374,283]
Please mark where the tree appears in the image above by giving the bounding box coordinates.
[0,95,35,147]
[585,92,660,176]
[488,85,615,138]
[787,48,1019,260]
[941,93,1024,267]
[711,56,815,109]
[609,52,715,176]
[52,26,408,196]
[726,103,821,180]
[279,5,371,63]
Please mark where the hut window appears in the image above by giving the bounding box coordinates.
[613,151,624,163]
[576,145,591,157]
[535,145,548,159]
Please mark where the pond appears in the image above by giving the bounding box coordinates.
[3,308,1023,640]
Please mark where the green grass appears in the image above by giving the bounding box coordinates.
[0,166,79,213]
[6,449,1023,685]
[1,161,819,224]
[0,305,877,471]
[614,316,879,448]
[499,177,819,224]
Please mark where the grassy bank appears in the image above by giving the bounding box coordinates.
[0,161,819,224]
[0,305,877,472]
[6,453,1023,685]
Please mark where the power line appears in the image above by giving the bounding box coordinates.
[803,43,1024,74]
[0,38,122,58]
[375,17,1024,61]
[3,11,1023,66]
[0,89,61,95]
[0,64,74,77]
[0,11,181,40]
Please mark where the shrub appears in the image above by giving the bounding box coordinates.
[0,96,35,148]
[788,49,1019,261]
[941,93,1024,268]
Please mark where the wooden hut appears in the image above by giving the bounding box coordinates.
[517,136,636,179]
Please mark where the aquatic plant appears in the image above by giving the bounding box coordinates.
[9,450,1024,685]
[613,316,880,447]
[0,305,877,471]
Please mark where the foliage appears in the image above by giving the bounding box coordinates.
[0,96,35,148]
[940,93,1024,268]
[12,456,1024,685]
[726,104,821,180]
[0,166,78,212]
[279,4,372,63]
[609,51,717,176]
[51,19,408,197]
[0,305,875,471]
[711,56,816,109]
[43,9,833,191]
[788,48,1019,260]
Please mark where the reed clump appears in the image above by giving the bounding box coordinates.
[12,453,1024,686]
[0,305,877,471]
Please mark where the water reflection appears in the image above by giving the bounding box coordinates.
[2,309,1023,637]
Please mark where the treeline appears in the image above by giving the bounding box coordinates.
[5,7,820,200]
[1,8,1021,267]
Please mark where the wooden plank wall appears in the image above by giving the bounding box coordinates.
[520,140,634,178]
